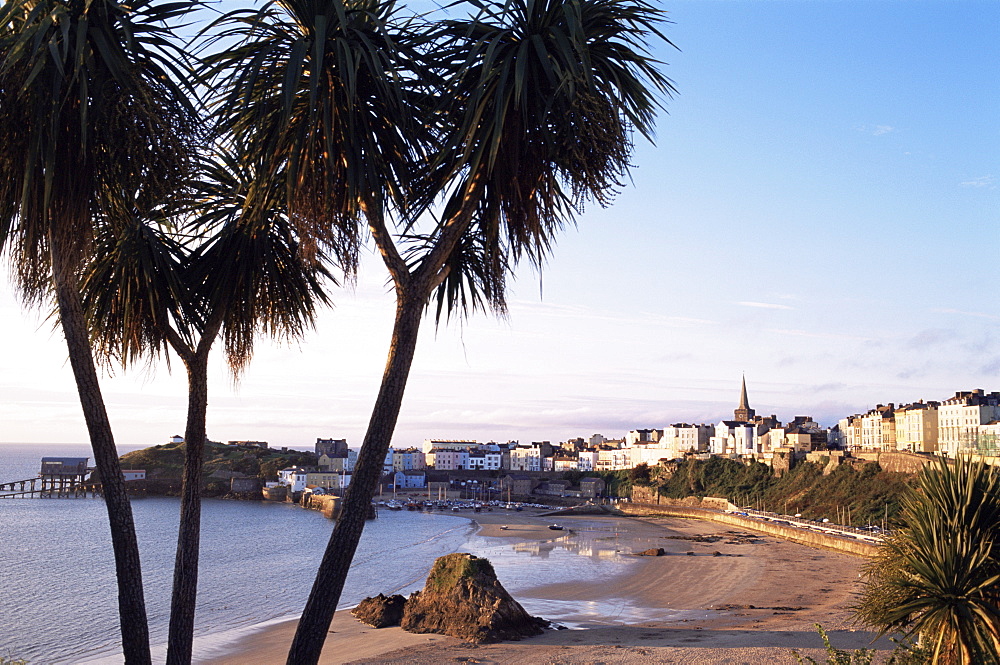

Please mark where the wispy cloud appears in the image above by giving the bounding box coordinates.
[907,328,957,349]
[737,301,794,310]
[959,175,995,189]
[932,307,1000,321]
[768,328,872,342]
[855,123,895,136]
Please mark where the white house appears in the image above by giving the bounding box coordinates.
[466,451,502,471]
[577,450,599,471]
[894,401,939,453]
[509,445,542,472]
[711,421,757,456]
[661,424,711,457]
[596,447,630,471]
[938,390,1000,456]
[628,442,672,467]
[278,466,312,492]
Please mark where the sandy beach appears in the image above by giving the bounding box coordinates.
[202,508,894,664]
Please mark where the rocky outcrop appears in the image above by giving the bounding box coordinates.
[352,593,407,628]
[400,553,546,643]
[635,547,666,556]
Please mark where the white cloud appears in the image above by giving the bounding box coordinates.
[737,301,794,310]
[959,175,995,189]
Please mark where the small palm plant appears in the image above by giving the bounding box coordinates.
[855,458,1000,664]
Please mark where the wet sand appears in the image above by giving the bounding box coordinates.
[202,509,894,664]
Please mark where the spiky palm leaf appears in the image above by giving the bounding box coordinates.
[429,0,675,274]
[81,212,191,369]
[201,0,425,278]
[0,0,199,297]
[185,150,336,375]
[856,458,1000,664]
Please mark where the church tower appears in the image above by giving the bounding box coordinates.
[734,375,756,422]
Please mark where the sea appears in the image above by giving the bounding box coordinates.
[0,443,641,664]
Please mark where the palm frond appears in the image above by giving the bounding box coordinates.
[425,0,675,283]
[184,149,337,375]
[81,211,191,369]
[855,457,1000,664]
[0,0,200,302]
[201,0,426,278]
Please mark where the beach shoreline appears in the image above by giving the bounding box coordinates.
[199,508,896,664]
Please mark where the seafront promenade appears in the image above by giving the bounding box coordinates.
[205,509,893,664]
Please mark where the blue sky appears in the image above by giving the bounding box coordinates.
[1,0,997,448]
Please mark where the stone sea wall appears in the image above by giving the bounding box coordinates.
[622,502,880,558]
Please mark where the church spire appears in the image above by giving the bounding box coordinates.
[734,375,756,422]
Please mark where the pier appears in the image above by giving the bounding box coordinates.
[0,476,104,499]
[0,456,107,499]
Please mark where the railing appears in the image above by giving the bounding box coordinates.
[733,508,886,543]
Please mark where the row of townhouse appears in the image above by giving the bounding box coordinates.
[381,439,622,474]
[838,389,1000,457]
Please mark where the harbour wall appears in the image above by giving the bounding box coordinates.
[301,493,342,519]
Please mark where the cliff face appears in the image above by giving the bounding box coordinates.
[400,553,546,643]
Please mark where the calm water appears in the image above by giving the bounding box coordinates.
[0,443,641,664]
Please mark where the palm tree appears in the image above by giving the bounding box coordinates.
[855,458,1000,664]
[0,0,199,661]
[204,0,674,661]
[81,150,334,665]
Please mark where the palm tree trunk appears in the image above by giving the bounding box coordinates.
[287,289,425,665]
[49,235,152,665]
[166,353,210,665]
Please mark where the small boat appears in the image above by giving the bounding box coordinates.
[548,524,564,531]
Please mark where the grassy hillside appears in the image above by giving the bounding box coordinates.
[653,457,916,527]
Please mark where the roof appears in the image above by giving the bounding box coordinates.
[738,375,750,410]
[41,457,88,464]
